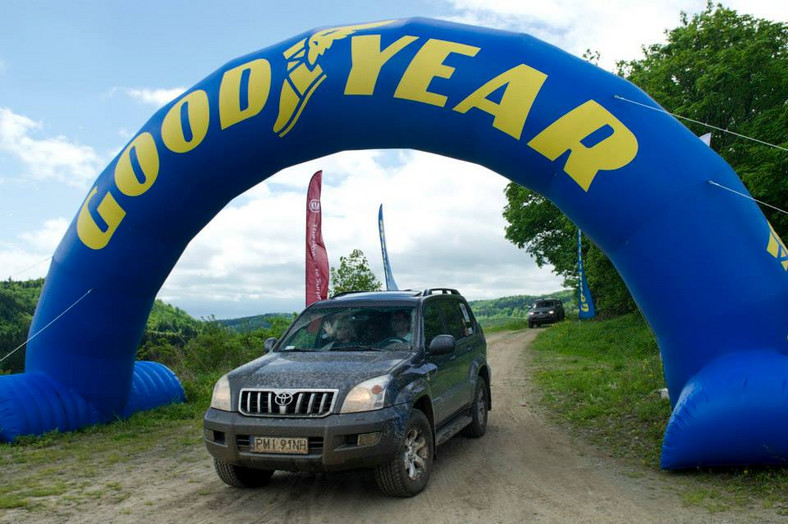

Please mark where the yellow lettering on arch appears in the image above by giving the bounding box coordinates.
[527,100,638,191]
[161,90,210,153]
[453,64,547,140]
[394,38,480,107]
[767,222,788,271]
[115,132,160,197]
[219,58,271,130]
[345,34,419,96]
[77,187,126,250]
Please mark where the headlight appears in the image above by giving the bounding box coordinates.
[210,374,232,411]
[340,375,390,413]
[528,312,534,316]
[549,310,554,314]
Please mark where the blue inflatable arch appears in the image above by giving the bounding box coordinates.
[2,18,787,468]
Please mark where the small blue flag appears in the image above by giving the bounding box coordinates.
[578,229,596,319]
[378,204,399,291]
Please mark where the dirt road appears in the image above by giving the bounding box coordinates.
[2,330,773,523]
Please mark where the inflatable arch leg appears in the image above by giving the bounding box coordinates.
[1,19,786,468]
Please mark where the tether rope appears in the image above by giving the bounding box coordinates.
[707,180,788,215]
[613,94,787,214]
[613,94,788,152]
[6,256,52,280]
[0,288,93,364]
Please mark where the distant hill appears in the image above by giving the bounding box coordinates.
[469,290,574,319]
[218,313,295,333]
[140,300,202,348]
[1,278,573,373]
[0,279,202,373]
[215,293,577,332]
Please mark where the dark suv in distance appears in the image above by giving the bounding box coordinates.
[528,298,565,328]
[204,288,490,497]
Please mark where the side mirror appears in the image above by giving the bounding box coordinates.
[264,337,277,353]
[429,334,455,355]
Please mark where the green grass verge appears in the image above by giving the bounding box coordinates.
[530,314,788,512]
[0,371,220,511]
[4,320,788,514]
[480,317,529,333]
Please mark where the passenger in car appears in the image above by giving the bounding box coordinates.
[390,310,412,342]
[323,317,357,349]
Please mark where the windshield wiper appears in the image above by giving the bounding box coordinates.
[332,345,383,352]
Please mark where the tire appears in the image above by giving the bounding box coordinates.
[528,322,534,329]
[374,409,433,497]
[213,458,274,488]
[463,377,488,438]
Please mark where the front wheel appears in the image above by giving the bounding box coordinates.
[374,409,433,497]
[213,458,274,488]
[463,377,488,437]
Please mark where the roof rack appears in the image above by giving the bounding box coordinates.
[329,290,365,299]
[420,288,460,296]
[330,289,421,299]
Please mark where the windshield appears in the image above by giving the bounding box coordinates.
[534,301,553,309]
[276,306,416,352]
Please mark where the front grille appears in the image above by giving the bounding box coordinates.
[239,389,338,417]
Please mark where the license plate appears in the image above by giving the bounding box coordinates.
[251,436,308,455]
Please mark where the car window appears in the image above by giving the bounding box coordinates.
[423,302,445,348]
[534,300,557,308]
[277,306,416,351]
[458,302,475,336]
[438,300,466,340]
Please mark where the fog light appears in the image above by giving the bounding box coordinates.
[204,429,225,444]
[357,431,381,446]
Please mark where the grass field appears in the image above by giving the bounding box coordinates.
[2,317,788,514]
[530,314,788,513]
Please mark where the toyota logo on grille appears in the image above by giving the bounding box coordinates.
[274,392,293,406]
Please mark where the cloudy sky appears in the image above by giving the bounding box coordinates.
[1,1,786,319]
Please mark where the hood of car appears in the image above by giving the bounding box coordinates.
[228,350,412,390]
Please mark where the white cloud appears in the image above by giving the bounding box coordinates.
[160,150,564,317]
[123,87,186,107]
[0,248,50,281]
[441,0,788,70]
[0,107,103,188]
[18,218,69,253]
[0,218,67,280]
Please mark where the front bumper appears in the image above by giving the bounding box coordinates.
[529,313,558,324]
[203,404,409,472]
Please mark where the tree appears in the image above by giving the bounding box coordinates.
[503,3,787,316]
[618,2,788,237]
[502,185,634,317]
[0,279,44,373]
[329,249,382,296]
